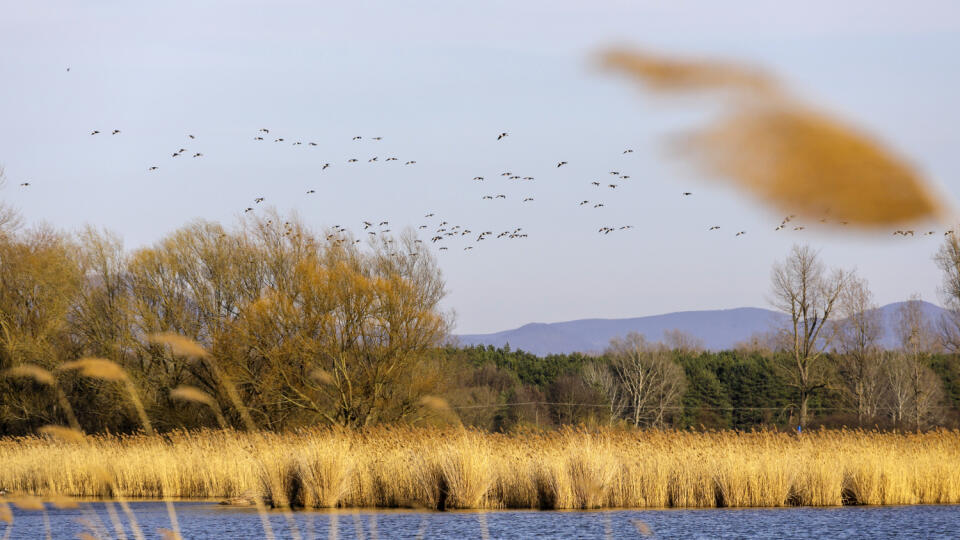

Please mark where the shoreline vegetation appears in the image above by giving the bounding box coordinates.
[1,208,960,539]
[2,427,959,511]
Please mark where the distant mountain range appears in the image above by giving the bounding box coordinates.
[455,301,949,355]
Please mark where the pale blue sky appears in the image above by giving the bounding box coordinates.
[2,1,959,334]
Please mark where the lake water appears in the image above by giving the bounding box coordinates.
[2,502,958,539]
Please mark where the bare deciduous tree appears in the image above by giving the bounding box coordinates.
[934,232,960,351]
[582,361,628,425]
[662,329,704,355]
[605,332,686,428]
[832,272,884,425]
[889,295,945,430]
[770,244,848,430]
[0,167,23,239]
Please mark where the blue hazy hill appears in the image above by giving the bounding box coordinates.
[455,301,949,355]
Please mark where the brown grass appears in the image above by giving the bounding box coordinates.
[1,427,959,510]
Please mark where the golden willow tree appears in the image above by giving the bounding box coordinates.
[124,214,450,430]
[0,210,450,432]
[219,231,449,428]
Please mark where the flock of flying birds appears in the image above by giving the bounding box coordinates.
[12,128,953,256]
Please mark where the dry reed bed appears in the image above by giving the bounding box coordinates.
[1,428,958,510]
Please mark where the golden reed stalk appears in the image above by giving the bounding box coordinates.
[1,427,958,510]
[58,358,180,539]
[2,364,145,540]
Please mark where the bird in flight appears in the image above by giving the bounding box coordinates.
[608,184,618,189]
[591,181,600,187]
[254,197,265,203]
[274,138,284,142]
[254,136,264,141]
[372,136,383,141]
[580,200,590,206]
[708,226,720,230]
[353,136,362,141]
[473,176,484,181]
[193,153,203,158]
[522,197,534,202]
[244,207,253,213]
[623,149,634,154]
[111,129,121,135]
[308,142,318,146]
[189,134,195,139]
[405,161,416,165]
[306,189,315,194]
[683,192,693,196]
[593,203,605,208]
[90,130,100,135]
[495,194,506,199]
[322,163,330,170]
[148,166,158,171]
[347,158,358,163]
[259,128,269,133]
[735,231,746,236]
[497,132,508,140]
[19,182,30,187]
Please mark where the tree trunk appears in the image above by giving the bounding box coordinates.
[798,390,809,431]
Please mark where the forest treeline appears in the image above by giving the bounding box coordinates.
[2,204,960,435]
[438,342,960,431]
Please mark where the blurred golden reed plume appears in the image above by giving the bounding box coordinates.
[308,368,335,386]
[3,364,55,386]
[169,386,217,409]
[419,395,452,412]
[148,332,210,358]
[59,358,127,382]
[601,48,952,228]
[37,425,86,444]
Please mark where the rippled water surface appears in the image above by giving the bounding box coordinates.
[3,502,959,539]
